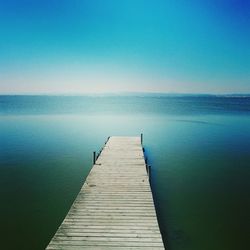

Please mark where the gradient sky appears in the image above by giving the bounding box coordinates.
[0,0,249,94]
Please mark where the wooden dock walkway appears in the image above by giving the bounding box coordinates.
[46,136,165,250]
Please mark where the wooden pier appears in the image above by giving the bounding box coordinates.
[46,136,165,249]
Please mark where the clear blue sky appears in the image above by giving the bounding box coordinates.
[0,0,249,94]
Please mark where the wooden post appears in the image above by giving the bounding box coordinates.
[141,133,143,145]
[93,151,96,164]
[147,165,151,183]
[105,136,110,144]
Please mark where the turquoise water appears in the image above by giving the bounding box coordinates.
[0,95,250,250]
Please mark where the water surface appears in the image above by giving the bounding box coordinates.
[1,95,250,249]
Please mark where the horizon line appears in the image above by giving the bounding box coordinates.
[0,91,250,97]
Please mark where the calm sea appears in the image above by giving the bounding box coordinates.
[1,95,250,250]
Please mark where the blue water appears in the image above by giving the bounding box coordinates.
[0,95,250,250]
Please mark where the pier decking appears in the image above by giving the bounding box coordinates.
[46,136,165,249]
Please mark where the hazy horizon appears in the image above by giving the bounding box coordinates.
[1,91,250,96]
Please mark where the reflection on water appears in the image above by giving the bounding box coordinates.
[172,119,222,125]
[0,95,250,250]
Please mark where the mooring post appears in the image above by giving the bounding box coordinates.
[105,136,110,144]
[93,151,96,164]
[147,165,151,183]
[141,133,143,145]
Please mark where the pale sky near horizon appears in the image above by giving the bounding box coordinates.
[0,0,249,94]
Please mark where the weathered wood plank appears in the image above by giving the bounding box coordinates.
[46,136,165,249]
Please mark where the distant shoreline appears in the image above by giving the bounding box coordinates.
[1,92,250,98]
